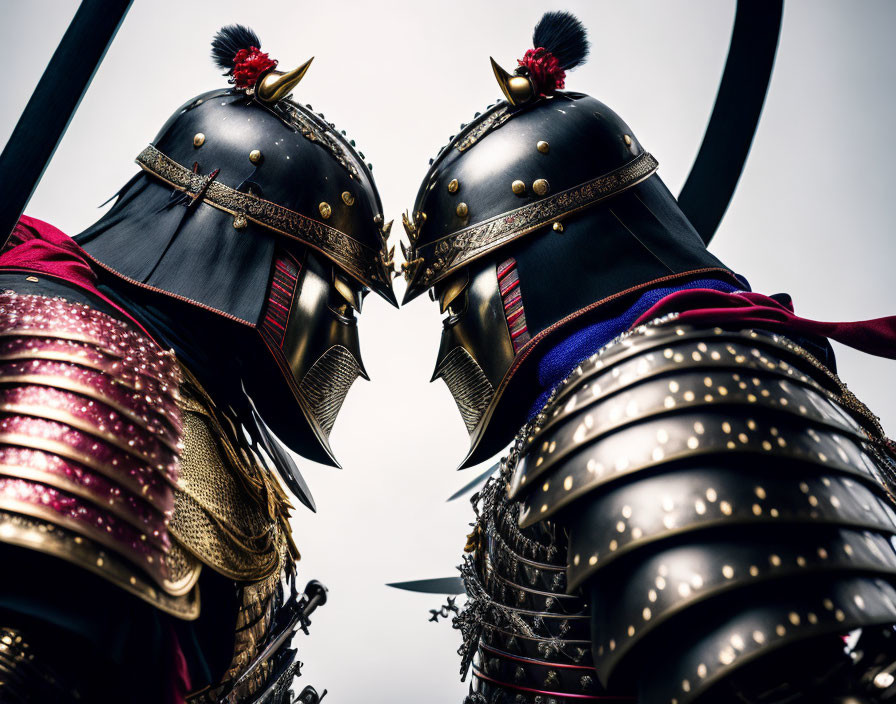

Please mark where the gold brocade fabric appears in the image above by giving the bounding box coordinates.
[186,542,289,704]
[170,365,298,582]
[177,364,301,702]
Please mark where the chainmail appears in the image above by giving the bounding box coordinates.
[452,313,896,702]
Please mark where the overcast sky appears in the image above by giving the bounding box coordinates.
[3,1,895,701]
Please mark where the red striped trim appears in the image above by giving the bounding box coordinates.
[503,292,522,310]
[499,277,520,296]
[260,250,301,348]
[496,261,515,279]
[506,308,525,325]
[496,257,531,353]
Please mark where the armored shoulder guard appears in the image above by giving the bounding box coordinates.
[0,291,200,618]
[508,322,896,702]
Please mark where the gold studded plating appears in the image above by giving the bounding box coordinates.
[533,178,550,196]
[341,191,355,206]
[511,180,526,195]
[456,202,469,218]
[248,149,263,164]
[192,133,205,148]
[447,179,459,194]
[319,202,332,219]
[537,140,550,154]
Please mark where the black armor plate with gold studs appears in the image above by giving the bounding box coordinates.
[505,322,896,702]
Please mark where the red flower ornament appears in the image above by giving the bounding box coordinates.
[232,46,277,90]
[518,47,566,97]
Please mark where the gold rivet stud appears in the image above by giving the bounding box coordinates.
[511,180,526,195]
[623,134,633,146]
[373,214,384,225]
[319,202,332,219]
[233,214,248,230]
[447,179,459,194]
[341,191,355,206]
[25,276,39,283]
[533,178,550,196]
[553,222,564,233]
[249,149,263,164]
[193,133,205,148]
[537,140,550,154]
[456,202,469,218]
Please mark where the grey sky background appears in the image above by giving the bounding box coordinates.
[2,1,895,701]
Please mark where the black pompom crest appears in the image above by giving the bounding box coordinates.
[532,11,590,71]
[211,24,262,74]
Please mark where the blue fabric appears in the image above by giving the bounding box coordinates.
[528,278,744,418]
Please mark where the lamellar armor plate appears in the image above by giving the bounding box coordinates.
[0,285,311,703]
[0,291,196,613]
[460,320,896,703]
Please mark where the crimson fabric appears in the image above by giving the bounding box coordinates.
[167,623,191,704]
[632,289,896,360]
[0,216,157,342]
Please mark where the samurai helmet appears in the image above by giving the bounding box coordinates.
[402,12,737,466]
[78,25,397,469]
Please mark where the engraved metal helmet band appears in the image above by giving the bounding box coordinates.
[123,24,398,306]
[402,152,658,301]
[136,145,395,300]
[399,11,642,303]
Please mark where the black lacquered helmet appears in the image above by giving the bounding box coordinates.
[78,26,397,473]
[144,25,396,304]
[401,12,657,303]
[402,13,736,466]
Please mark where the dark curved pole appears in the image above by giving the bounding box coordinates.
[0,0,133,247]
[677,0,784,245]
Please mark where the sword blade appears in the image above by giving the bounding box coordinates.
[447,461,499,502]
[387,577,466,595]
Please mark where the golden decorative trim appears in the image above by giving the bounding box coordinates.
[0,509,199,619]
[0,495,170,586]
[405,152,659,290]
[0,329,124,359]
[0,432,175,508]
[455,105,511,152]
[135,145,391,291]
[0,373,179,446]
[0,398,174,465]
[0,462,160,535]
[0,350,137,390]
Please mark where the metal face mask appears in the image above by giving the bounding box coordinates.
[258,248,368,454]
[431,258,515,434]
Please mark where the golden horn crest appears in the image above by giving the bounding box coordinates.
[378,220,399,279]
[490,57,534,107]
[399,211,424,281]
[256,57,314,103]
